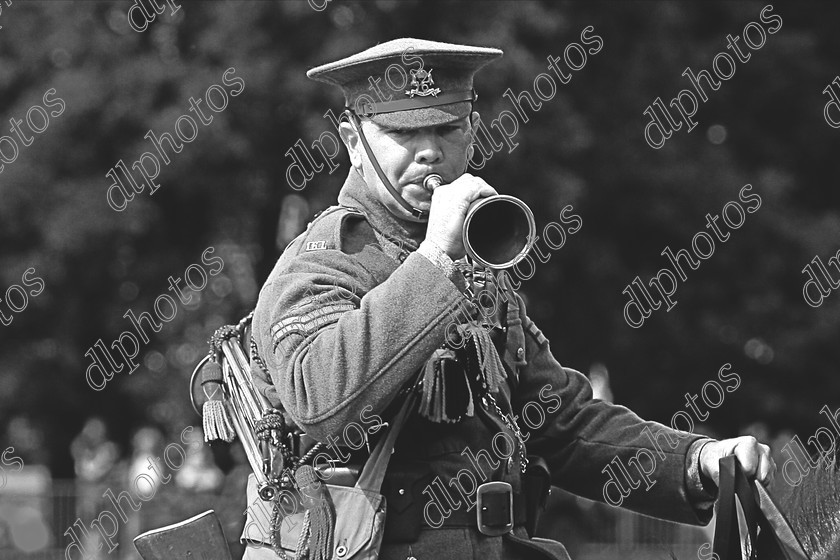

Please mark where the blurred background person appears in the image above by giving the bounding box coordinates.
[70,417,119,559]
[0,417,52,556]
[174,427,223,493]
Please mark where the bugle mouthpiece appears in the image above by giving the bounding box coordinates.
[423,174,443,192]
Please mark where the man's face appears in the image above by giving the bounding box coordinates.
[341,112,478,222]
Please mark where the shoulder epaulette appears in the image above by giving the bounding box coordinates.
[289,206,366,255]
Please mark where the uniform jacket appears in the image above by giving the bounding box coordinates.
[246,170,712,560]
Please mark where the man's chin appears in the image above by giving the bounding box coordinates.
[386,194,431,222]
[393,203,430,223]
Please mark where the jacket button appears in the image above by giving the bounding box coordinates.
[516,347,525,360]
[335,544,348,557]
[398,488,406,495]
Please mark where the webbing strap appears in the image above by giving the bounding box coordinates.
[355,385,419,494]
[712,455,810,560]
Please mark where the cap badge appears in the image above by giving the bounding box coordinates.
[405,68,441,98]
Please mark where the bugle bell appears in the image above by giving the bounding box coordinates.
[423,174,536,269]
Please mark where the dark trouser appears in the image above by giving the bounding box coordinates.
[380,527,571,560]
[242,526,571,560]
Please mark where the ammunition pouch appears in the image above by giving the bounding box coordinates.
[381,461,435,543]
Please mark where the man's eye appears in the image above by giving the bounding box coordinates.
[441,125,466,135]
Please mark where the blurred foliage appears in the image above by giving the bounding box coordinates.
[0,0,838,477]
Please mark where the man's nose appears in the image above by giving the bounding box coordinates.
[414,131,443,164]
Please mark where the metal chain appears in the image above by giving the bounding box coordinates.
[460,267,529,474]
[482,390,529,474]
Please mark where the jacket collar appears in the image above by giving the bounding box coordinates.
[337,169,427,251]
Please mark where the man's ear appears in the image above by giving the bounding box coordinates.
[469,111,481,130]
[466,111,482,160]
[339,119,364,170]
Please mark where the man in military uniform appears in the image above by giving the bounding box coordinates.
[244,38,775,560]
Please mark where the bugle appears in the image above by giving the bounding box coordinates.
[423,173,536,269]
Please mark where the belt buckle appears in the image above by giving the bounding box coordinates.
[476,481,513,536]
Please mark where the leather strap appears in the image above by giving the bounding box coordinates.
[754,482,811,559]
[356,384,419,494]
[369,90,475,115]
[712,455,810,560]
[422,491,529,529]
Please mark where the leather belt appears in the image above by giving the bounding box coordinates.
[424,482,528,535]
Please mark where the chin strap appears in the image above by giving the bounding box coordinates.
[347,110,428,220]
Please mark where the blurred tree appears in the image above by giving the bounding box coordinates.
[0,0,837,478]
